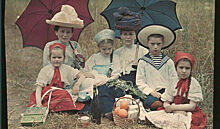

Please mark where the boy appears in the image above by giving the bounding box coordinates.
[136,25,178,111]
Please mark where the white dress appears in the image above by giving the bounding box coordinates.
[114,44,149,75]
[136,53,178,95]
[145,77,203,129]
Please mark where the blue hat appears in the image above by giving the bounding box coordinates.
[94,29,116,43]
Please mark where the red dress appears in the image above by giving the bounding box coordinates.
[173,96,207,129]
[27,67,85,112]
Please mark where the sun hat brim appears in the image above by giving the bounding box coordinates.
[137,24,176,49]
[46,20,84,28]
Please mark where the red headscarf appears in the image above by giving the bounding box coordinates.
[174,51,195,68]
[174,51,195,99]
[49,43,66,56]
[48,43,66,88]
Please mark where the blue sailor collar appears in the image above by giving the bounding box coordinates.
[139,52,170,70]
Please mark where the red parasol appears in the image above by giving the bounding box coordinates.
[15,0,94,49]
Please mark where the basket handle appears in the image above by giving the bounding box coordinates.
[113,96,140,120]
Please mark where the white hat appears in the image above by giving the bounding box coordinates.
[46,5,84,28]
[94,29,115,43]
[137,25,175,49]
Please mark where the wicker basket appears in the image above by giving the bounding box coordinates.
[112,97,140,128]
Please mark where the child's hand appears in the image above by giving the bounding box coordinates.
[173,111,187,116]
[96,79,109,87]
[151,91,161,98]
[84,72,95,79]
[73,49,79,55]
[72,83,80,95]
[164,105,173,113]
[36,103,43,107]
[72,86,79,95]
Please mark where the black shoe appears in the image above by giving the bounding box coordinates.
[104,112,113,121]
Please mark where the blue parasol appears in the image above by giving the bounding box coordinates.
[101,0,182,39]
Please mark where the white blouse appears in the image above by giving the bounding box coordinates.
[43,40,82,68]
[136,54,178,95]
[36,64,80,87]
[161,77,203,102]
[114,44,149,75]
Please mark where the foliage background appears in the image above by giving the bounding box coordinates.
[5,0,214,128]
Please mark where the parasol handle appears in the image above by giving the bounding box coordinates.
[134,42,139,64]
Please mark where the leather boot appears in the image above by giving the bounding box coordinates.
[150,100,162,111]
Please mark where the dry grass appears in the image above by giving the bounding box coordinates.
[5,0,214,128]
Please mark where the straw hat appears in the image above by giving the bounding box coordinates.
[94,29,115,43]
[137,25,176,49]
[46,5,84,28]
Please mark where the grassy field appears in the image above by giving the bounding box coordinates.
[5,0,214,128]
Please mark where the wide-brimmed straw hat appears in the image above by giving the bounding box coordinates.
[113,7,141,31]
[94,29,115,43]
[137,25,176,49]
[46,5,84,28]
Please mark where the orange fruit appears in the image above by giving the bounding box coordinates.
[114,107,121,115]
[120,101,129,110]
[118,109,128,118]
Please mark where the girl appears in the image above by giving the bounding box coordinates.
[113,7,149,86]
[83,29,121,116]
[84,29,120,84]
[43,5,85,69]
[146,51,207,129]
[28,43,89,112]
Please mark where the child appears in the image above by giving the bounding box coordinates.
[28,43,89,112]
[83,29,121,116]
[136,25,178,111]
[113,7,149,86]
[43,5,85,69]
[84,29,120,83]
[146,51,207,129]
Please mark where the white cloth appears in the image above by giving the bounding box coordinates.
[161,77,203,102]
[136,54,178,95]
[138,101,148,121]
[36,64,80,87]
[146,110,192,129]
[114,44,149,75]
[43,40,82,68]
